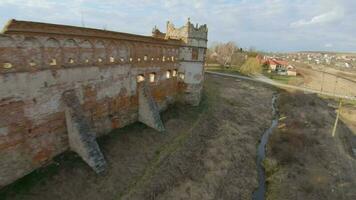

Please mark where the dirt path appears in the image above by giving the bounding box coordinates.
[265,92,356,200]
[0,74,275,200]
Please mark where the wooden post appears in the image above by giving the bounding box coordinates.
[321,71,325,92]
[332,99,342,137]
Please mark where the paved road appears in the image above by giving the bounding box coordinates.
[206,71,356,101]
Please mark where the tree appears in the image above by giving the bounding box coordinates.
[213,41,239,67]
[239,57,262,75]
[206,48,218,64]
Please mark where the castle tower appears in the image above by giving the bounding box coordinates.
[165,19,208,105]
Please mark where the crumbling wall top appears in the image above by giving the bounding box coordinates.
[165,18,208,42]
[2,19,181,45]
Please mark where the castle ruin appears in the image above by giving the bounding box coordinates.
[0,19,207,187]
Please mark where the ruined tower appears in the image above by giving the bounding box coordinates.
[164,19,208,105]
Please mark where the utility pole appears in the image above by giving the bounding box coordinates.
[321,71,325,92]
[333,77,338,95]
[332,98,342,137]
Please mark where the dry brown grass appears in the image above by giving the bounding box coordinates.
[269,128,306,165]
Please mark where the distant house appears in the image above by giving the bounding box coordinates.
[265,59,297,76]
[265,59,288,71]
[265,59,278,71]
[286,65,297,76]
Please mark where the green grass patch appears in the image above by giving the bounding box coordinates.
[205,64,245,76]
[263,70,304,85]
[318,94,356,107]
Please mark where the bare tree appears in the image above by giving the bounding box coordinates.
[213,41,239,67]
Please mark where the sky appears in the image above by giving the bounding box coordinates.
[0,0,355,52]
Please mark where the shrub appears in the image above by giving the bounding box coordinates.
[269,129,306,165]
[239,57,262,75]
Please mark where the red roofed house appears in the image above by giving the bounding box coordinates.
[265,59,297,76]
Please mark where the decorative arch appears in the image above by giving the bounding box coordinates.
[143,45,151,61]
[107,42,118,64]
[0,35,20,72]
[94,40,106,64]
[134,43,142,59]
[20,37,42,68]
[153,45,160,60]
[118,42,130,61]
[63,39,79,65]
[43,38,61,67]
[80,40,94,64]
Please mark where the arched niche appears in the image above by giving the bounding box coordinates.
[118,43,130,61]
[80,40,94,65]
[127,43,135,59]
[150,45,159,60]
[143,45,151,61]
[63,39,79,65]
[107,42,118,64]
[94,40,106,64]
[0,35,21,72]
[155,45,161,58]
[43,38,61,67]
[167,48,172,60]
[136,44,147,59]
[19,37,42,69]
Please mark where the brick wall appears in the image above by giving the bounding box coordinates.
[0,19,206,187]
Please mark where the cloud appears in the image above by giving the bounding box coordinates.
[0,0,355,52]
[290,8,345,28]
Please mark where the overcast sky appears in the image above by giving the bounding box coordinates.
[0,0,355,52]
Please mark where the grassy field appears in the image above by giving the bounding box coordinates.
[263,70,304,86]
[266,92,356,200]
[205,64,244,75]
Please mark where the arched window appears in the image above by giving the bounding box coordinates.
[166,70,171,79]
[3,62,12,69]
[149,73,156,82]
[172,69,177,77]
[192,47,199,60]
[179,72,185,80]
[68,58,75,64]
[29,60,37,67]
[137,74,145,83]
[49,59,57,66]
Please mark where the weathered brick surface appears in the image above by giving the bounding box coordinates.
[0,19,207,187]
